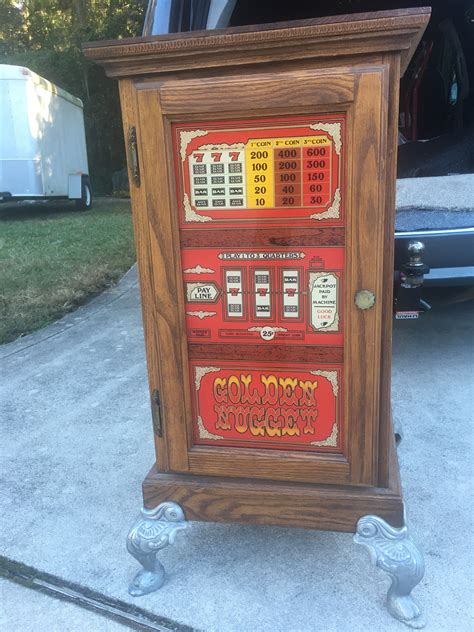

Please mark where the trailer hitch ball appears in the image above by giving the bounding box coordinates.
[402,240,429,287]
[394,240,430,318]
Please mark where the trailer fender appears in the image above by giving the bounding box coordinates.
[75,175,93,211]
[68,173,83,200]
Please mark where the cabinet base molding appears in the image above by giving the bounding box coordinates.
[142,467,404,533]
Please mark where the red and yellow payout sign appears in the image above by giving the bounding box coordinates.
[173,114,346,454]
[173,114,345,227]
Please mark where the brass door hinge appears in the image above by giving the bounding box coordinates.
[127,126,140,187]
[151,389,163,437]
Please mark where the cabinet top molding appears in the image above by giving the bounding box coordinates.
[83,7,431,78]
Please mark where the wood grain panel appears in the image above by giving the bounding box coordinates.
[180,228,345,248]
[118,80,170,469]
[378,55,401,487]
[343,67,388,486]
[188,344,343,364]
[135,88,191,471]
[160,70,354,114]
[188,447,349,485]
[143,472,404,532]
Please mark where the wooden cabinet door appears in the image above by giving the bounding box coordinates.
[129,64,390,487]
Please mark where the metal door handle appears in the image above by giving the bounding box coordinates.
[355,290,376,310]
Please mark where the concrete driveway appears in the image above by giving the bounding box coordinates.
[1,266,473,631]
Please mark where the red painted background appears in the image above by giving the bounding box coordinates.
[182,246,344,346]
[191,361,342,452]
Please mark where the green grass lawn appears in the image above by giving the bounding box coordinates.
[0,198,136,344]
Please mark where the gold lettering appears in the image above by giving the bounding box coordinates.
[213,378,227,403]
[265,407,282,436]
[249,407,265,436]
[301,408,318,434]
[227,375,241,404]
[281,409,300,436]
[261,374,279,405]
[278,377,299,406]
[298,380,318,406]
[233,406,248,434]
[214,404,231,430]
[241,374,260,404]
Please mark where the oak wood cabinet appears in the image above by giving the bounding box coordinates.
[84,8,430,626]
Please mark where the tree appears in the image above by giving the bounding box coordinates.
[0,0,148,193]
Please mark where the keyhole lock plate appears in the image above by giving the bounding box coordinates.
[355,290,376,310]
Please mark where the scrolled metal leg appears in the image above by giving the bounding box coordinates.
[354,515,425,629]
[126,501,188,596]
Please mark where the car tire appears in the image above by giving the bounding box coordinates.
[75,178,92,211]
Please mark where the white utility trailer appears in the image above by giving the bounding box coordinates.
[0,64,92,209]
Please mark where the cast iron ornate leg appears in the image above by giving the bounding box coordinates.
[126,502,188,596]
[354,515,425,629]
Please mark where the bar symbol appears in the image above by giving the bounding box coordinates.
[228,163,242,173]
[282,269,300,318]
[254,270,271,318]
[225,270,244,318]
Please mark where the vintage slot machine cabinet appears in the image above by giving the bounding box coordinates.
[84,8,430,627]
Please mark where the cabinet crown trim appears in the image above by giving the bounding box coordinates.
[83,8,430,78]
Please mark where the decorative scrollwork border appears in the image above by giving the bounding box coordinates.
[311,421,338,447]
[309,369,339,397]
[197,415,224,440]
[194,366,221,391]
